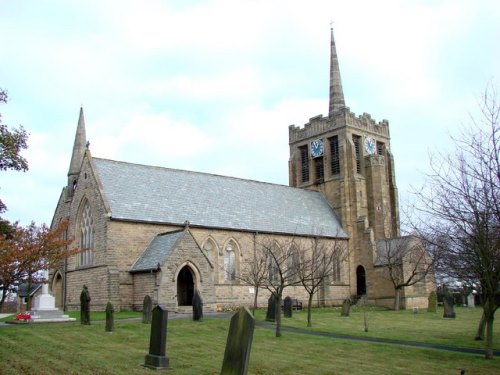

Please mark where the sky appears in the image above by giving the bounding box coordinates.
[1,0,499,226]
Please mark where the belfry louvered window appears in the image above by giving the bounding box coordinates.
[79,201,94,266]
[299,145,309,183]
[329,135,340,175]
[353,135,362,174]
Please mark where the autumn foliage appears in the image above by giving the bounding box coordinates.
[0,220,77,308]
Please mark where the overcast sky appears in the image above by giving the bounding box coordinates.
[1,0,499,226]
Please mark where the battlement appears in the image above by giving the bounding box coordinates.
[289,107,390,144]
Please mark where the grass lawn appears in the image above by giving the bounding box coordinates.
[0,307,498,375]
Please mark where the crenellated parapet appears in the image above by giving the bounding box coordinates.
[289,106,390,144]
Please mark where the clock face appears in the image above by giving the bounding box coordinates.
[310,139,324,158]
[364,137,376,155]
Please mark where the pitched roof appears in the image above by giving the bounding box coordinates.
[374,236,415,266]
[130,230,185,272]
[93,158,348,239]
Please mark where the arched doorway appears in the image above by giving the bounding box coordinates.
[356,265,366,296]
[177,266,195,306]
[52,272,63,308]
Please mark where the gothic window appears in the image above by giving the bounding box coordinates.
[329,135,340,175]
[299,145,309,183]
[314,157,324,181]
[79,201,94,266]
[267,244,280,283]
[202,238,216,263]
[287,244,300,282]
[332,255,342,283]
[224,241,237,281]
[353,135,362,174]
[377,141,385,156]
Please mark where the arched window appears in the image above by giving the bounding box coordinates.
[267,242,280,282]
[202,237,217,263]
[287,243,300,282]
[224,240,237,281]
[79,201,94,266]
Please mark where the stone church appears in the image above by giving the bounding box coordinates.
[50,30,435,312]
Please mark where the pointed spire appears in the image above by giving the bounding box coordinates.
[68,107,87,177]
[328,27,345,116]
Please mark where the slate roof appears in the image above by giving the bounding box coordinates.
[93,158,348,239]
[130,230,184,272]
[374,236,413,266]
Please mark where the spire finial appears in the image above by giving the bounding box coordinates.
[328,26,345,117]
[68,107,87,177]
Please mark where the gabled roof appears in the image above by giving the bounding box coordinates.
[93,158,348,239]
[374,236,415,266]
[130,230,185,272]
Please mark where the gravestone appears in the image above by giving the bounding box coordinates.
[467,293,475,308]
[265,295,276,322]
[340,298,351,317]
[220,307,255,375]
[443,289,456,319]
[144,305,170,370]
[193,290,203,321]
[80,285,91,325]
[105,301,114,332]
[427,291,437,312]
[283,296,292,318]
[142,295,152,324]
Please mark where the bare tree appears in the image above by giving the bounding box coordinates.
[411,85,500,359]
[376,235,436,310]
[259,237,299,337]
[295,236,347,326]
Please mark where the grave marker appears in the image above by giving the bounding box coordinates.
[265,295,275,322]
[193,290,203,321]
[220,307,255,375]
[105,301,114,332]
[341,298,351,317]
[142,295,152,324]
[143,305,170,370]
[283,296,292,318]
[80,285,91,325]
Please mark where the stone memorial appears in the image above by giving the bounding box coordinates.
[144,305,170,370]
[193,289,203,321]
[105,301,114,332]
[341,298,351,317]
[80,285,91,325]
[467,293,475,308]
[220,307,255,375]
[427,291,437,313]
[443,289,456,319]
[142,295,152,324]
[283,296,292,318]
[265,295,276,322]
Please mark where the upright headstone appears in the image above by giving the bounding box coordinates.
[193,290,203,321]
[467,293,475,308]
[265,295,276,322]
[443,289,456,319]
[80,285,91,325]
[427,291,437,312]
[341,298,351,317]
[283,296,292,318]
[105,301,114,332]
[142,295,152,324]
[220,307,255,375]
[144,305,169,370]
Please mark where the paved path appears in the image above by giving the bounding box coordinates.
[255,321,500,357]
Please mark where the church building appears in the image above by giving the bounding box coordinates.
[50,30,435,312]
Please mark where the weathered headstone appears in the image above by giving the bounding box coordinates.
[340,298,351,317]
[142,295,152,324]
[80,285,91,325]
[467,293,475,308]
[105,301,114,332]
[193,289,203,321]
[427,291,437,312]
[265,295,275,322]
[443,289,456,319]
[144,305,169,370]
[283,296,293,318]
[220,307,255,375]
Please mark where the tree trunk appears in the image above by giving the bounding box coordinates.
[485,316,494,359]
[307,292,314,327]
[274,294,282,337]
[394,288,401,311]
[475,311,486,341]
[252,287,259,316]
[0,287,7,310]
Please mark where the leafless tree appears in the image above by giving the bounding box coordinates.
[295,236,347,326]
[376,235,436,310]
[410,84,500,359]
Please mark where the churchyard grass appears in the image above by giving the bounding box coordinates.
[0,308,499,375]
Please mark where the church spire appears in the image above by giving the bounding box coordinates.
[328,27,345,116]
[68,107,87,178]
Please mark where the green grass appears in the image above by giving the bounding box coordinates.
[0,308,499,375]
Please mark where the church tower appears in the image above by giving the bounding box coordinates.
[288,29,400,299]
[67,107,87,199]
